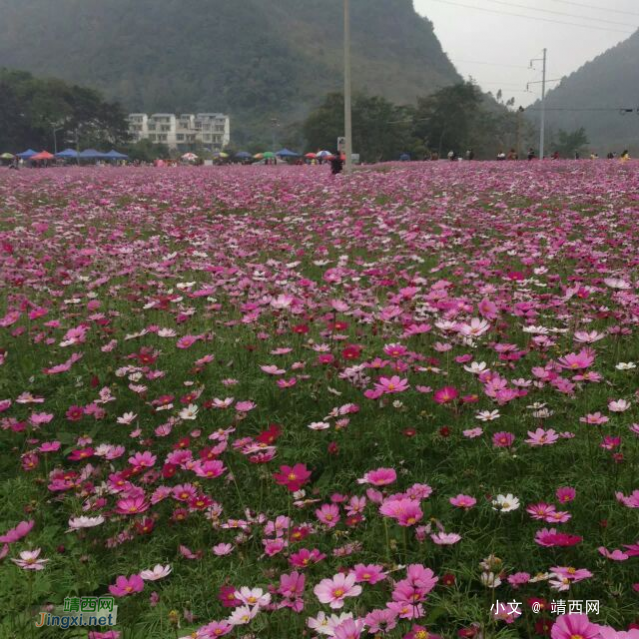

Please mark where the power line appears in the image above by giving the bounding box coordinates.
[452,59,530,69]
[549,0,639,18]
[481,0,638,28]
[426,0,636,34]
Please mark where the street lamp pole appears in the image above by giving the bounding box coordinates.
[344,0,353,173]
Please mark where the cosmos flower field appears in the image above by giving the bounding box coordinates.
[1,162,638,639]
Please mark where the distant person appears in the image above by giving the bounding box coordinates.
[507,148,518,160]
[447,150,457,161]
[330,153,344,175]
[527,147,536,161]
[552,151,559,160]
[497,151,506,161]
[465,149,475,161]
[621,149,630,161]
[574,152,580,160]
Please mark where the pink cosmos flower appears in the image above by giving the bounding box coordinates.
[616,490,639,509]
[115,496,150,515]
[596,627,639,639]
[333,618,366,639]
[109,574,145,597]
[433,386,458,404]
[212,543,233,556]
[580,412,609,425]
[0,520,34,544]
[507,572,530,588]
[525,428,558,446]
[11,548,49,571]
[492,431,515,448]
[379,498,423,527]
[557,348,595,370]
[374,376,409,394]
[363,609,397,634]
[450,494,477,509]
[535,528,582,547]
[357,467,397,486]
[351,563,387,584]
[550,614,599,639]
[556,486,576,503]
[463,427,483,438]
[316,503,341,528]
[314,573,362,609]
[598,547,629,561]
[431,532,462,545]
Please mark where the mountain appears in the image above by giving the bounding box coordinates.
[528,30,639,154]
[0,0,461,145]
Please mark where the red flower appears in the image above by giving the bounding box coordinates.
[218,585,240,608]
[442,573,456,586]
[534,619,554,635]
[257,424,282,445]
[66,405,84,421]
[341,345,362,360]
[273,463,312,491]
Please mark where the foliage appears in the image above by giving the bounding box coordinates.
[303,85,534,161]
[123,139,171,163]
[0,68,130,152]
[551,127,590,157]
[0,0,461,144]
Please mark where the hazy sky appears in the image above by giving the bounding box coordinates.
[413,0,638,106]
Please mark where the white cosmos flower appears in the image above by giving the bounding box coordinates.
[308,421,331,431]
[179,404,199,420]
[476,410,500,422]
[609,399,630,413]
[227,605,258,625]
[67,515,105,531]
[616,362,636,370]
[235,587,271,608]
[492,494,520,513]
[140,564,172,581]
[480,572,502,588]
[464,361,488,375]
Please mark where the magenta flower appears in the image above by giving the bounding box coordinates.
[492,431,515,448]
[109,574,144,597]
[449,494,476,509]
[374,375,409,394]
[115,496,150,515]
[357,467,396,486]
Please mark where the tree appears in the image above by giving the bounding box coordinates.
[0,68,130,152]
[552,127,589,157]
[302,92,417,163]
[412,82,484,156]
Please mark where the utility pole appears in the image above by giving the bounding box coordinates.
[529,49,549,159]
[540,48,547,160]
[344,0,353,173]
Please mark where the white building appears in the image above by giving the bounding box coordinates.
[128,113,230,152]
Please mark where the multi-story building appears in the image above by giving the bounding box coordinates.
[127,113,230,152]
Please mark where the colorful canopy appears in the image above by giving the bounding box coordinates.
[56,149,80,158]
[31,151,55,161]
[276,149,300,158]
[316,150,333,158]
[181,153,198,161]
[304,152,317,159]
[0,152,14,160]
[262,152,276,159]
[104,150,129,159]
[80,149,107,159]
[235,151,252,159]
[17,149,38,159]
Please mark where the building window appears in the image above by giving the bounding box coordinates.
[149,134,157,141]
[176,134,185,141]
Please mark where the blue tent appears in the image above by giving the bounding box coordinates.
[235,151,252,159]
[80,149,107,159]
[104,150,129,159]
[276,148,300,158]
[17,149,37,159]
[56,149,80,159]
